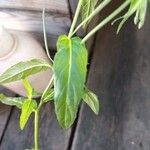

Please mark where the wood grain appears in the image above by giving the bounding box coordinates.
[0,103,71,150]
[0,105,11,141]
[71,8,150,150]
[0,86,15,142]
[0,9,71,49]
[0,0,69,14]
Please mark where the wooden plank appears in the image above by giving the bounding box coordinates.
[0,104,11,141]
[0,103,71,150]
[71,8,150,150]
[0,9,71,49]
[0,0,69,14]
[0,86,15,142]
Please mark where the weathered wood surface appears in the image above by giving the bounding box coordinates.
[0,86,15,142]
[0,0,71,49]
[0,0,69,13]
[0,104,11,141]
[0,103,71,150]
[71,10,150,150]
[0,10,70,49]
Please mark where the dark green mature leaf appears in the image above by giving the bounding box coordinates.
[54,35,88,129]
[0,94,25,109]
[20,99,37,130]
[0,59,51,84]
[81,0,98,28]
[82,88,99,115]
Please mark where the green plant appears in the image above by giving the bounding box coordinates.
[0,0,149,149]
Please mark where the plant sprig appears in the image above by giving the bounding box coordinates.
[0,0,149,149]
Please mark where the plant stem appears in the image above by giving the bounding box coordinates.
[34,98,44,150]
[68,0,83,38]
[71,0,112,36]
[42,8,54,64]
[41,75,54,100]
[81,0,130,43]
[34,109,40,150]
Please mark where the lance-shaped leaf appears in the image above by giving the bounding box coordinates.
[0,93,25,109]
[41,76,54,103]
[23,79,33,99]
[20,99,37,130]
[82,88,99,115]
[54,35,88,129]
[81,0,98,28]
[42,88,54,103]
[0,59,51,84]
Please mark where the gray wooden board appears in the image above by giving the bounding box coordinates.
[0,9,70,49]
[0,0,69,13]
[0,86,15,142]
[0,103,71,150]
[0,104,11,141]
[71,10,150,150]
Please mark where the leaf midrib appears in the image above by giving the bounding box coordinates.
[64,38,72,127]
[0,63,50,83]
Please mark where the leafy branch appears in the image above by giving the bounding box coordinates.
[0,0,149,149]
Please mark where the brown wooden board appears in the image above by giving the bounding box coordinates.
[0,103,71,150]
[71,9,150,150]
[0,0,69,13]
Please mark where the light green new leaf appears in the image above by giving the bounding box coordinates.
[81,0,98,28]
[82,88,99,115]
[134,0,148,29]
[42,88,54,103]
[117,0,143,33]
[54,35,88,129]
[0,59,51,84]
[20,99,37,130]
[41,76,54,103]
[23,79,33,99]
[32,89,41,98]
[0,94,25,109]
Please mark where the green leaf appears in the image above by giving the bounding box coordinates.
[32,89,41,98]
[0,94,25,109]
[117,0,143,33]
[23,79,33,99]
[41,76,54,103]
[42,88,54,103]
[54,35,88,129]
[135,0,148,29]
[82,88,99,115]
[20,99,37,130]
[81,0,98,28]
[0,59,51,84]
